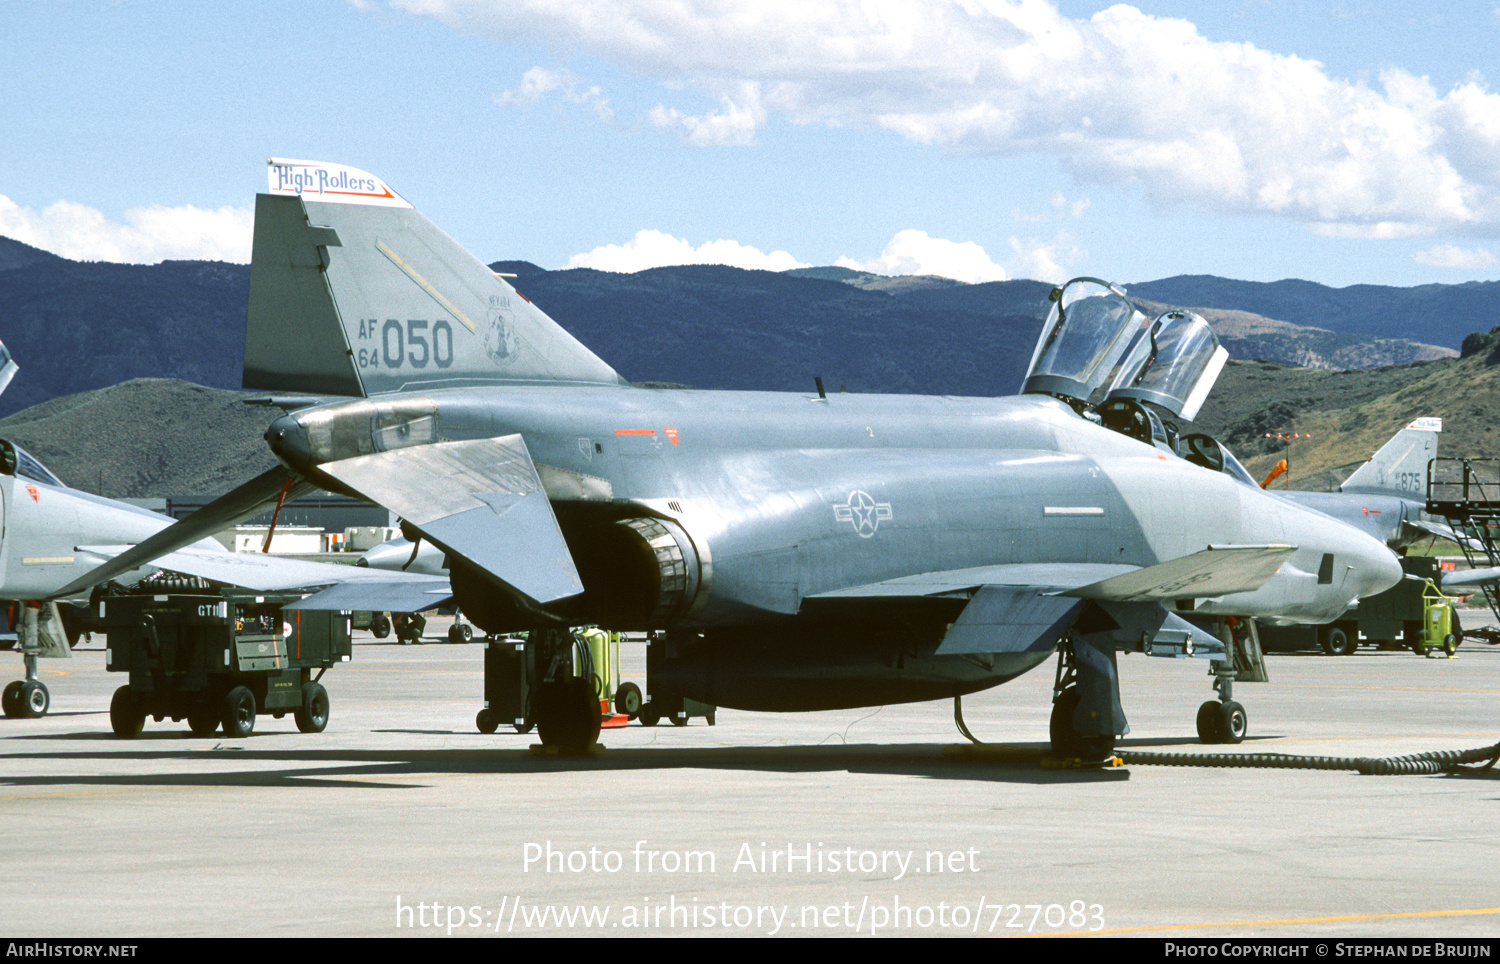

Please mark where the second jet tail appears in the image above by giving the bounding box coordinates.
[1339,417,1441,497]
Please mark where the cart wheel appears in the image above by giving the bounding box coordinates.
[476,709,499,734]
[1,680,23,719]
[1217,701,1247,744]
[19,681,48,719]
[110,686,145,738]
[671,714,688,727]
[295,682,329,733]
[637,703,660,727]
[1321,627,1355,656]
[1443,633,1458,656]
[1196,700,1223,744]
[221,686,257,738]
[448,623,474,644]
[187,703,219,736]
[371,614,391,639]
[614,681,642,718]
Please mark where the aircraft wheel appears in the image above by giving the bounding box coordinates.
[110,686,145,738]
[1049,687,1115,759]
[295,682,329,733]
[1196,700,1224,744]
[614,681,642,719]
[637,703,660,727]
[448,623,473,645]
[534,678,600,751]
[370,615,391,639]
[221,686,257,739]
[476,709,499,734]
[1217,701,1247,744]
[513,720,534,735]
[187,703,219,737]
[1321,626,1355,656]
[2,680,23,718]
[670,714,688,727]
[19,681,48,718]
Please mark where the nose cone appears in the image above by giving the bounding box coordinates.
[360,539,415,572]
[265,415,312,473]
[1351,536,1404,602]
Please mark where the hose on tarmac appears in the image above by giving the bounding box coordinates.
[1115,743,1500,775]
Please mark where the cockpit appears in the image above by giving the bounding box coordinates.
[0,439,65,489]
[1024,277,1255,486]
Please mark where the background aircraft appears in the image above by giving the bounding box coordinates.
[56,160,1403,757]
[0,338,449,719]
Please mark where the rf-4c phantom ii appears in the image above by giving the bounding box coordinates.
[57,159,1403,757]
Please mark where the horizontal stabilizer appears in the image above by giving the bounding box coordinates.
[316,434,584,606]
[283,580,453,613]
[1439,565,1500,590]
[1063,545,1295,602]
[935,586,1082,655]
[48,465,317,599]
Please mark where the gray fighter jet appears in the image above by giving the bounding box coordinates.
[55,159,1403,756]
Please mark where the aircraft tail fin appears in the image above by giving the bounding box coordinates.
[245,159,621,397]
[1339,418,1441,497]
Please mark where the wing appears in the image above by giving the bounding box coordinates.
[78,544,452,610]
[806,546,1294,656]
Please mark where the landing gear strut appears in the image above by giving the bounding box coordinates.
[1048,638,1120,760]
[530,627,601,752]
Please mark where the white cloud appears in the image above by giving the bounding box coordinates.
[494,65,614,122]
[1413,243,1497,269]
[567,228,809,272]
[1008,231,1083,283]
[0,195,252,263]
[836,229,1009,283]
[385,0,1500,235]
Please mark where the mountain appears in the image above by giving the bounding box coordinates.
[1127,274,1500,350]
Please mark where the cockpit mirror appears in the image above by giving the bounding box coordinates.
[1104,310,1228,422]
[1023,278,1147,405]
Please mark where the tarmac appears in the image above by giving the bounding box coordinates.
[3,611,1499,938]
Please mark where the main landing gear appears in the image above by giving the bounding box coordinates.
[530,627,602,753]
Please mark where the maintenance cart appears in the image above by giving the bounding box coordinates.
[97,587,351,738]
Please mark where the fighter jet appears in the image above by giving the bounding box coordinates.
[0,338,450,718]
[53,159,1403,756]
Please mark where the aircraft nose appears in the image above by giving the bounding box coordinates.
[1353,540,1404,600]
[264,415,312,473]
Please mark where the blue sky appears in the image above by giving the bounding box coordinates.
[3,1,1500,287]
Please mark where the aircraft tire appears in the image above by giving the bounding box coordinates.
[614,681,642,719]
[448,623,473,644]
[2,680,22,718]
[221,686,257,739]
[19,681,48,718]
[1196,700,1223,744]
[370,615,391,639]
[187,703,219,737]
[295,682,329,734]
[1217,701,1247,744]
[110,686,144,738]
[638,703,660,727]
[476,709,499,734]
[513,720,534,735]
[534,677,601,751]
[1050,687,1115,759]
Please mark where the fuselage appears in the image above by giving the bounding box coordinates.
[278,384,1402,628]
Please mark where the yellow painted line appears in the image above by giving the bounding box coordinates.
[376,240,477,332]
[22,556,75,564]
[1036,905,1500,938]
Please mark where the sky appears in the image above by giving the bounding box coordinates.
[3,0,1500,287]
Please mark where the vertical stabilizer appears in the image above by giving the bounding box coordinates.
[245,159,622,396]
[1340,418,1441,496]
